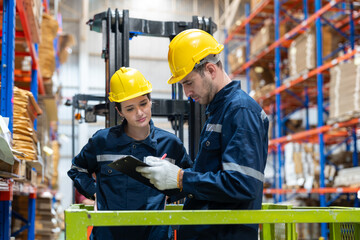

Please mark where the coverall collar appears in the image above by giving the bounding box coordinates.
[206,80,241,115]
[115,120,157,150]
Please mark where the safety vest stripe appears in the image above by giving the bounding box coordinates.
[71,165,88,173]
[206,124,222,133]
[223,162,264,182]
[97,154,127,162]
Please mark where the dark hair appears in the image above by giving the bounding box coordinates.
[115,93,151,112]
[193,60,223,77]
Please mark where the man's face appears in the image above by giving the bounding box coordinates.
[119,95,152,129]
[179,69,214,105]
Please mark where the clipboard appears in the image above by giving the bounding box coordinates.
[108,155,180,196]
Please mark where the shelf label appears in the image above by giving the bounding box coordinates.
[286,135,292,141]
[336,188,343,193]
[302,73,308,80]
[355,52,360,65]
[331,59,338,66]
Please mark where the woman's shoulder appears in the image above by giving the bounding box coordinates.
[153,126,180,141]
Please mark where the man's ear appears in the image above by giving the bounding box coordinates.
[205,63,217,79]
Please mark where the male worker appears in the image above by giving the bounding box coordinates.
[137,29,269,240]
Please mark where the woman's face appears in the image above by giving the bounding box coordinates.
[119,95,152,129]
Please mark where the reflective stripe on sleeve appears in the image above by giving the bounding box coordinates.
[206,124,222,133]
[261,110,268,122]
[71,165,88,173]
[96,154,127,162]
[223,162,264,182]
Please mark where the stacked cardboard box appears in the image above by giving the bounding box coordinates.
[12,195,30,239]
[35,196,61,239]
[250,19,274,57]
[289,26,346,77]
[334,167,360,187]
[288,29,316,76]
[250,65,275,90]
[22,0,42,43]
[13,87,42,162]
[251,0,264,11]
[39,14,59,81]
[228,45,246,73]
[329,60,360,123]
[51,141,60,188]
[284,142,337,189]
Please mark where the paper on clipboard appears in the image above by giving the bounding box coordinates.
[108,155,180,196]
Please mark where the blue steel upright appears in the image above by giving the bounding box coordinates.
[0,181,13,240]
[349,1,355,50]
[27,192,36,240]
[30,44,39,131]
[0,0,16,133]
[314,0,327,238]
[245,2,251,94]
[352,127,358,167]
[274,0,282,202]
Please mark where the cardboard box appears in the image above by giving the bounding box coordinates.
[250,65,275,90]
[329,60,360,122]
[228,45,246,73]
[250,20,274,57]
[251,0,264,11]
[289,26,346,77]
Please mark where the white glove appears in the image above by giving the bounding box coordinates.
[136,156,181,190]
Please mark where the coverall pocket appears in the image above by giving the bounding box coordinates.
[202,133,221,151]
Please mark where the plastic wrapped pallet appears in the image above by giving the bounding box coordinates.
[334,166,360,187]
[329,60,360,123]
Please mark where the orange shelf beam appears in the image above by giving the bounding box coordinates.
[229,0,343,77]
[269,118,360,146]
[225,0,273,44]
[258,47,359,102]
[16,0,45,95]
[264,187,360,195]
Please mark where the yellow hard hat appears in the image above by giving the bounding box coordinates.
[167,29,224,84]
[108,67,152,103]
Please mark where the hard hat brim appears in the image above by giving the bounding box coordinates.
[109,88,152,103]
[167,75,182,85]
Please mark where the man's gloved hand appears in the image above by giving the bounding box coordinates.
[136,156,181,190]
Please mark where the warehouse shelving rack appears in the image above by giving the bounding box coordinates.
[0,0,46,239]
[225,0,359,238]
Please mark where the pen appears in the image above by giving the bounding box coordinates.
[161,153,167,160]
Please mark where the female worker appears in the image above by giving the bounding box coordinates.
[68,67,192,240]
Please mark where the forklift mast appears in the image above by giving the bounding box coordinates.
[84,9,217,160]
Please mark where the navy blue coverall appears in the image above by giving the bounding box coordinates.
[178,81,269,240]
[68,120,192,240]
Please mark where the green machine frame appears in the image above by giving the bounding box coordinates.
[65,204,360,239]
